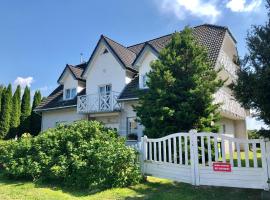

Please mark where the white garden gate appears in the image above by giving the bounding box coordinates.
[139,130,270,190]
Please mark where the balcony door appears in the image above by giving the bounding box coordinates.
[99,84,111,111]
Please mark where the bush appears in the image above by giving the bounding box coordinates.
[0,120,142,189]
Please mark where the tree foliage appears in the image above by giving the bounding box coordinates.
[0,84,12,139]
[20,86,31,135]
[30,90,42,136]
[232,1,270,129]
[135,28,223,138]
[8,85,21,139]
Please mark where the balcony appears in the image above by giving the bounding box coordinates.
[217,50,239,81]
[214,88,247,119]
[77,92,121,113]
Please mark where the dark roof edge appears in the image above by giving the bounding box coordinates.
[35,105,77,112]
[132,42,159,66]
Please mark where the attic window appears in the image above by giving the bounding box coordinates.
[102,49,109,54]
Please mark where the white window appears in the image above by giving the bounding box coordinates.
[71,88,77,98]
[65,88,77,100]
[99,84,112,110]
[142,74,148,88]
[127,117,138,141]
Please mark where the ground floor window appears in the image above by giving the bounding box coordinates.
[126,117,138,141]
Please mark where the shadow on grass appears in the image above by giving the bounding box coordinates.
[0,173,262,200]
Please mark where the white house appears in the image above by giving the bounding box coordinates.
[35,24,249,142]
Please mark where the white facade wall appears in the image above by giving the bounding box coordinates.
[41,108,87,131]
[62,72,85,100]
[85,42,127,95]
[138,50,157,89]
[119,101,144,140]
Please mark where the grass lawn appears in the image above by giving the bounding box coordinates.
[225,151,262,167]
[0,173,261,200]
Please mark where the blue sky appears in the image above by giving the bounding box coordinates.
[0,0,268,130]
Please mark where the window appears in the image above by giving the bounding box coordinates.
[65,88,77,100]
[71,88,77,98]
[222,124,226,134]
[142,74,148,88]
[102,48,109,54]
[127,117,138,141]
[99,84,112,110]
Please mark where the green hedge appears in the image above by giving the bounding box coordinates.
[0,121,142,189]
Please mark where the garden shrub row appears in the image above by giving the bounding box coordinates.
[0,120,142,189]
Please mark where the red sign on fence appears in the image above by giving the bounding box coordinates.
[213,162,232,172]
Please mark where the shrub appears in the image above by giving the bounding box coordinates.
[0,120,142,189]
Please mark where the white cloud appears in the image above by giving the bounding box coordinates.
[14,77,34,88]
[226,0,262,12]
[159,0,221,23]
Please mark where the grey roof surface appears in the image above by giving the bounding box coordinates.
[38,24,233,110]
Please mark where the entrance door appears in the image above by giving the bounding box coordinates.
[99,85,111,111]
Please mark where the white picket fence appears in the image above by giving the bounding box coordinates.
[130,130,270,190]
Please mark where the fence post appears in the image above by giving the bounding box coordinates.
[264,138,270,190]
[141,136,148,174]
[189,129,199,186]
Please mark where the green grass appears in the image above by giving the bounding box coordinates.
[0,173,261,200]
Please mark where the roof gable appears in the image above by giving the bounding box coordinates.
[132,43,159,67]
[82,36,138,78]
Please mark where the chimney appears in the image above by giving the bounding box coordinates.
[80,53,83,63]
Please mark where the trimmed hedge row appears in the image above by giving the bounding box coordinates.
[0,121,142,189]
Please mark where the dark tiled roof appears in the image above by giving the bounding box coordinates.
[35,85,86,111]
[58,62,87,83]
[119,24,229,100]
[127,24,227,64]
[118,76,139,100]
[102,36,137,71]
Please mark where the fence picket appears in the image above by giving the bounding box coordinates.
[207,136,212,166]
[214,136,218,161]
[168,138,172,163]
[173,137,177,164]
[201,136,205,166]
[164,140,167,162]
[158,141,161,162]
[179,136,183,165]
[184,135,188,165]
[154,142,157,161]
[237,142,241,167]
[252,142,258,168]
[221,138,226,163]
[245,143,249,167]
[149,142,152,161]
[229,141,233,167]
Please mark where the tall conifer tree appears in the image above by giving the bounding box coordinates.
[135,28,223,138]
[0,84,12,139]
[30,90,42,136]
[20,86,31,135]
[0,85,3,114]
[8,85,21,138]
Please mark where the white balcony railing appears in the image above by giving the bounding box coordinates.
[217,50,239,80]
[77,92,121,113]
[214,88,246,119]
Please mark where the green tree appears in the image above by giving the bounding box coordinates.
[20,86,31,135]
[232,1,270,129]
[0,84,12,139]
[30,90,42,136]
[8,85,21,138]
[0,85,3,114]
[135,28,223,138]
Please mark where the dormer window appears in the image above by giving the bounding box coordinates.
[102,48,109,54]
[142,74,148,88]
[65,88,77,100]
